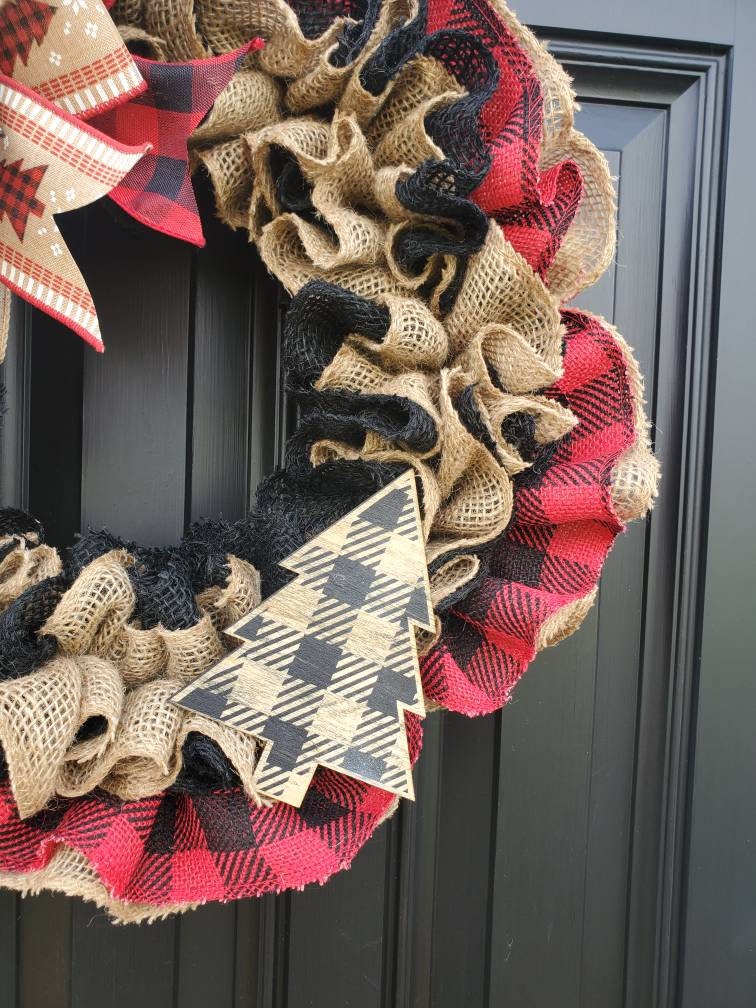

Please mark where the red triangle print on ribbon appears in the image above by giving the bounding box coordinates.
[0,158,47,241]
[0,0,55,77]
[92,41,264,247]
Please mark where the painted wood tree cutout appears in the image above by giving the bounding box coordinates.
[173,471,434,806]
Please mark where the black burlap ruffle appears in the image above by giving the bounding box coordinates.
[0,2,554,795]
[0,575,69,682]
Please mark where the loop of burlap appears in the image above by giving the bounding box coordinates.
[311,370,518,572]
[118,25,168,60]
[536,588,598,651]
[365,56,463,161]
[602,319,660,521]
[468,321,563,395]
[195,0,347,78]
[612,442,660,523]
[191,70,283,148]
[348,39,460,129]
[316,345,441,453]
[256,216,407,299]
[244,59,478,302]
[284,0,413,115]
[455,336,576,473]
[430,553,480,608]
[64,656,124,764]
[383,218,460,306]
[111,0,145,27]
[444,223,562,358]
[249,114,384,272]
[197,555,262,631]
[194,136,253,229]
[58,677,261,804]
[42,551,136,657]
[42,551,260,687]
[430,368,514,556]
[0,656,263,817]
[0,538,62,612]
[0,657,84,818]
[143,0,209,59]
[483,389,575,473]
[486,0,617,301]
[349,294,449,372]
[542,134,617,303]
[0,548,264,817]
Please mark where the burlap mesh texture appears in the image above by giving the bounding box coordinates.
[0,508,42,541]
[603,319,660,521]
[0,847,199,924]
[190,70,284,147]
[231,0,577,593]
[243,42,496,312]
[0,576,68,681]
[0,537,62,612]
[281,278,571,593]
[116,0,615,304]
[482,0,616,300]
[144,0,209,59]
[111,0,146,27]
[0,0,658,823]
[118,24,169,59]
[0,552,263,818]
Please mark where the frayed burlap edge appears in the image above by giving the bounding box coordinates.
[0,847,200,924]
[529,316,660,651]
[0,0,659,917]
[0,553,265,818]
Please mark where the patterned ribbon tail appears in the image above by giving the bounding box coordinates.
[0,75,149,349]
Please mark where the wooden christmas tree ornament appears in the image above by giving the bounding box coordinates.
[173,471,433,807]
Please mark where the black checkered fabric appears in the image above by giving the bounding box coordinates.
[174,472,433,805]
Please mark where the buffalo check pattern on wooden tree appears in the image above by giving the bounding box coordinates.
[174,471,434,806]
[90,42,263,246]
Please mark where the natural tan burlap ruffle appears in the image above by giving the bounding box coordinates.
[0,536,61,612]
[0,551,264,818]
[0,0,658,826]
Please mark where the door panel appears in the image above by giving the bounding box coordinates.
[0,12,734,1008]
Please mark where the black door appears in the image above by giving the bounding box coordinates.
[0,2,752,1006]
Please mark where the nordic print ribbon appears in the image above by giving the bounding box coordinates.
[91,41,264,247]
[0,74,148,347]
[0,0,148,348]
[0,0,145,118]
[0,1,264,348]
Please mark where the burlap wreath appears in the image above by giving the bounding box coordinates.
[0,0,658,921]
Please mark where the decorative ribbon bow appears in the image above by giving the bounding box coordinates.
[0,0,262,351]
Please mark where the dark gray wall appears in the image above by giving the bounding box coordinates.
[0,3,751,1006]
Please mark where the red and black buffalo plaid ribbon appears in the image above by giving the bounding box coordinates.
[91,42,263,247]
[425,0,584,278]
[0,711,421,905]
[0,310,636,907]
[422,311,636,714]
